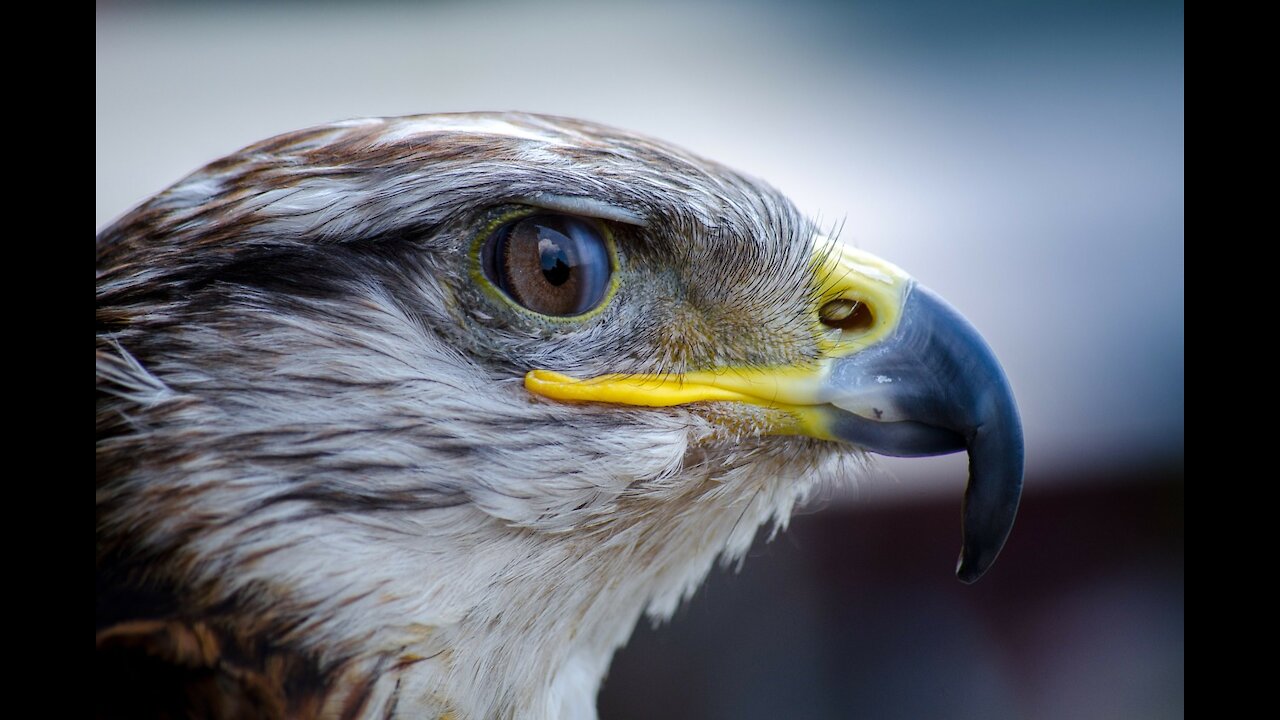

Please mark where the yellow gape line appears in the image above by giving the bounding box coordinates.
[523,369,835,440]
[525,370,765,407]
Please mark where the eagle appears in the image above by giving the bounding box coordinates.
[96,112,1023,719]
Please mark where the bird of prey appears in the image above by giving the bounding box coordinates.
[96,112,1023,719]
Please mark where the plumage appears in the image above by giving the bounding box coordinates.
[97,112,1022,719]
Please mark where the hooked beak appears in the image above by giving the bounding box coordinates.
[817,284,1024,582]
[524,242,1024,583]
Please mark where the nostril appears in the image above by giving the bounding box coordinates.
[819,298,874,332]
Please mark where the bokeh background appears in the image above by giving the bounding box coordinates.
[97,1,1184,717]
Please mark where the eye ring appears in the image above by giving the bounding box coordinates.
[473,211,619,320]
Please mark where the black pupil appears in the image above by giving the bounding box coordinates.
[539,237,572,286]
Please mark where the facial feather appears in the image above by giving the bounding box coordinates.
[97,112,862,719]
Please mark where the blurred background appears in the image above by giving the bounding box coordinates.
[97,1,1183,717]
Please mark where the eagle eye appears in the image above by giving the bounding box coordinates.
[479,213,615,317]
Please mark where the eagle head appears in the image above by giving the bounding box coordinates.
[96,113,1023,719]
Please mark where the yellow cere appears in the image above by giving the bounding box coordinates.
[523,238,913,435]
[811,236,911,357]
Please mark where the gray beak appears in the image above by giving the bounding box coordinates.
[821,285,1024,583]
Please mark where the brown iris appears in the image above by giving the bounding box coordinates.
[480,214,613,317]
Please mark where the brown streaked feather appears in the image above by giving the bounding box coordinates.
[95,618,379,720]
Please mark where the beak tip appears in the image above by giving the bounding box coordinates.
[955,468,1022,584]
[955,552,994,584]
